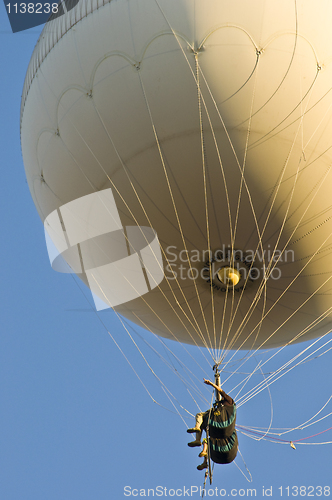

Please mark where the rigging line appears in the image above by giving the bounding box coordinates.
[223,87,321,356]
[222,357,269,393]
[195,53,217,357]
[197,64,271,256]
[153,0,296,167]
[228,49,261,276]
[158,332,211,383]
[196,29,319,350]
[224,328,332,398]
[298,411,332,432]
[244,270,332,358]
[238,343,332,408]
[292,441,332,445]
[222,341,290,391]
[193,57,269,357]
[233,0,299,131]
[39,52,210,353]
[61,174,208,358]
[161,386,188,427]
[219,278,267,367]
[241,265,331,358]
[87,267,211,371]
[85,159,212,354]
[236,424,290,434]
[237,402,332,435]
[248,66,323,282]
[300,65,305,157]
[201,471,209,499]
[225,157,305,353]
[197,62,266,251]
[236,425,318,445]
[128,288,212,361]
[236,429,288,443]
[239,410,332,433]
[158,334,211,395]
[192,63,235,359]
[238,328,332,406]
[205,388,217,486]
[224,344,332,376]
[88,269,216,416]
[126,325,210,408]
[224,341,266,398]
[279,410,332,435]
[253,112,315,263]
[294,427,332,442]
[224,266,268,365]
[136,68,215,356]
[130,314,212,398]
[224,231,332,365]
[263,173,332,250]
[239,432,332,446]
[72,277,189,416]
[217,350,259,388]
[186,387,207,414]
[106,323,184,414]
[233,359,264,401]
[241,394,332,437]
[218,283,235,363]
[219,56,260,106]
[247,67,320,152]
[235,448,253,483]
[282,397,332,434]
[89,104,211,351]
[238,425,332,445]
[221,350,262,367]
[254,361,274,441]
[49,180,206,369]
[302,95,332,155]
[124,315,211,406]
[196,80,271,355]
[227,344,268,399]
[146,4,268,351]
[236,428,292,443]
[71,272,197,417]
[141,322,212,381]
[221,50,268,355]
[251,281,268,351]
[221,275,263,355]
[146,4,271,364]
[272,35,328,156]
[236,332,332,403]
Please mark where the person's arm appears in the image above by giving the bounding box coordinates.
[203,379,234,404]
[203,378,222,393]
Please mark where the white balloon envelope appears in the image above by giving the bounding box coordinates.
[21,0,332,350]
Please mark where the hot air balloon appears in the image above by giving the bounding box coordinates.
[21,0,332,360]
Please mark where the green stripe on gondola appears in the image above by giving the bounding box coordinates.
[210,432,237,453]
[209,405,236,429]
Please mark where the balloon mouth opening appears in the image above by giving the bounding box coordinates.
[217,267,241,287]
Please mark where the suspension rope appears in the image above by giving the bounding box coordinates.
[195,52,217,357]
[38,42,216,359]
[136,68,215,355]
[234,448,253,483]
[71,273,196,418]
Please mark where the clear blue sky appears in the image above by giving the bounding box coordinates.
[1,6,332,500]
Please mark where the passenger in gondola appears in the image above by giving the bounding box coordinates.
[187,379,238,470]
